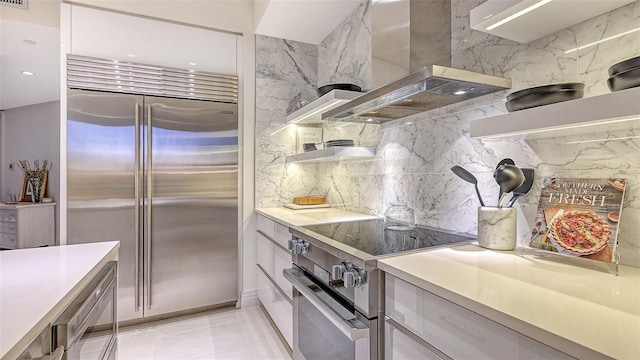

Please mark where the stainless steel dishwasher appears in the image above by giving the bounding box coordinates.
[52,261,118,360]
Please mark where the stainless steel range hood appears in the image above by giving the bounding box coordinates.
[322,0,511,124]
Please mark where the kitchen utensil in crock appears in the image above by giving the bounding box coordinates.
[506,168,535,207]
[450,165,485,207]
[494,164,525,207]
[496,158,515,199]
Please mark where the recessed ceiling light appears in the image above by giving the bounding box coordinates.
[189,62,197,66]
[23,39,37,45]
[21,71,35,76]
[127,54,136,58]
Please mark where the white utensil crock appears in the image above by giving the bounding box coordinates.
[477,207,517,250]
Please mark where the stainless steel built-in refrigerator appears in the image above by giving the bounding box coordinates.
[66,60,239,322]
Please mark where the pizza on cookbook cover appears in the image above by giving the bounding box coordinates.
[529,177,626,263]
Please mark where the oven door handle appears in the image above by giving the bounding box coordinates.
[283,268,369,341]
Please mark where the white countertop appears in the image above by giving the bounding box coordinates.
[379,244,640,359]
[0,241,119,359]
[256,207,379,227]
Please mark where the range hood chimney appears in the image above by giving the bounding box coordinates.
[322,0,511,124]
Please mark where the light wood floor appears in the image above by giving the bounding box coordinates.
[118,306,291,360]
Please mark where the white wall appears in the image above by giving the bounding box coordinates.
[0,112,3,198]
[1,101,61,243]
[60,1,258,306]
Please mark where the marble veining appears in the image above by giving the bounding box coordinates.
[255,0,640,267]
[576,1,640,96]
[255,36,320,208]
[317,0,372,90]
[477,207,517,250]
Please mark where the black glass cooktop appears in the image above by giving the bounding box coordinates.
[301,219,474,257]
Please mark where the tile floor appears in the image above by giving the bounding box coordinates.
[118,306,291,360]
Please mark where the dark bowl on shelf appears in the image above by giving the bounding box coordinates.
[317,83,362,97]
[505,89,584,112]
[506,83,584,102]
[608,55,640,77]
[607,65,640,92]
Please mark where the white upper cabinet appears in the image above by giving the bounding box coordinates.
[69,6,238,75]
[470,0,636,43]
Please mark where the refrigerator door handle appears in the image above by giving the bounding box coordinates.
[146,104,153,310]
[134,103,141,312]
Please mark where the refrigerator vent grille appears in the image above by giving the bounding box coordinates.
[1,0,28,9]
[67,54,238,103]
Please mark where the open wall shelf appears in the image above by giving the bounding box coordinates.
[470,87,640,140]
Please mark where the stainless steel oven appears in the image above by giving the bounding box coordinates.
[287,219,474,360]
[52,262,117,360]
[284,266,374,360]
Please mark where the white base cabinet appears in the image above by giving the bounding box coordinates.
[256,214,293,348]
[385,274,574,360]
[0,203,55,250]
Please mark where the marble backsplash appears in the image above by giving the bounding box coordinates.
[255,1,640,267]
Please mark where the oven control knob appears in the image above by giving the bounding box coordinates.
[343,268,365,288]
[287,238,297,251]
[331,263,348,281]
[292,239,310,255]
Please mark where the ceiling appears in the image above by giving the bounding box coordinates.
[0,0,363,110]
[0,1,60,110]
[254,0,362,44]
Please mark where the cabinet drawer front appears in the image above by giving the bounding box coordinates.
[0,233,18,249]
[257,232,274,277]
[385,319,448,360]
[0,210,17,223]
[257,214,275,240]
[0,222,18,234]
[386,275,518,359]
[517,333,574,359]
[272,245,293,300]
[257,268,293,347]
[273,223,291,250]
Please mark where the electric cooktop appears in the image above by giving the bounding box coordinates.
[301,219,474,257]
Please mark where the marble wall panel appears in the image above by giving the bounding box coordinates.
[575,1,640,96]
[255,36,319,207]
[317,0,372,90]
[255,1,640,267]
[311,0,640,267]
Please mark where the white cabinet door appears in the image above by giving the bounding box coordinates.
[257,268,293,347]
[385,318,448,360]
[273,222,292,250]
[256,232,274,277]
[386,275,519,359]
[257,215,276,240]
[518,334,575,359]
[272,245,293,300]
